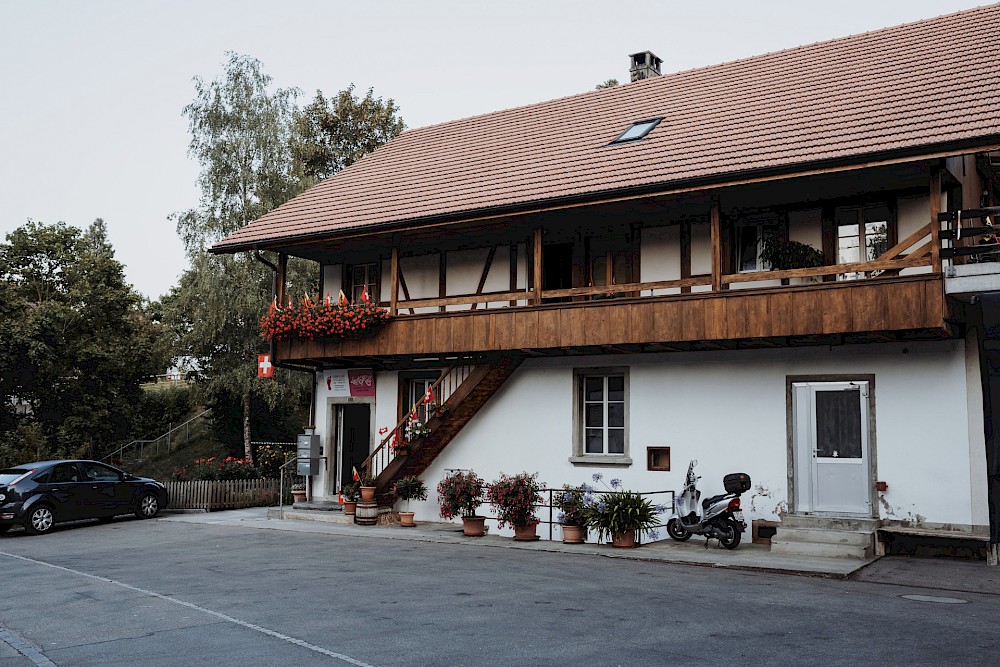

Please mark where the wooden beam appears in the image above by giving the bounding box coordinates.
[710,196,723,291]
[930,165,943,273]
[541,275,711,299]
[532,227,543,305]
[509,244,518,307]
[680,221,691,294]
[471,245,498,311]
[277,253,287,306]
[398,289,533,309]
[389,236,399,316]
[439,251,447,313]
[397,266,414,315]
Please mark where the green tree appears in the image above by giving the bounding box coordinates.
[0,220,165,467]
[596,79,619,89]
[295,85,405,181]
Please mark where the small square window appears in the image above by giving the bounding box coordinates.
[611,118,661,144]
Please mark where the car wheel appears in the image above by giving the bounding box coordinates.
[135,493,160,519]
[24,505,55,535]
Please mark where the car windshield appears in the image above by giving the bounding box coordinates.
[0,469,31,485]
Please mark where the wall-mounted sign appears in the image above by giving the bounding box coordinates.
[323,368,375,397]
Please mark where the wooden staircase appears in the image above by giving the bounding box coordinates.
[362,353,523,496]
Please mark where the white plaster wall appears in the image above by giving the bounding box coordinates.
[400,254,440,314]
[395,340,983,538]
[897,194,932,276]
[690,222,712,293]
[640,225,681,295]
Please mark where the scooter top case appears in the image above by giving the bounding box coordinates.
[723,472,751,494]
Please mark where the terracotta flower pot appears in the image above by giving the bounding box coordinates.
[514,522,540,541]
[611,530,637,548]
[291,490,306,503]
[399,511,415,527]
[462,515,486,536]
[562,524,586,544]
[360,486,376,501]
[343,500,357,515]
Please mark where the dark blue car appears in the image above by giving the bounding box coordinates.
[0,460,168,535]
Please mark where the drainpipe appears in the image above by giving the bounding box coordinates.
[969,293,1000,565]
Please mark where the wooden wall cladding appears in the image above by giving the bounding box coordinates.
[277,276,945,361]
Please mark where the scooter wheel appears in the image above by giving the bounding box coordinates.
[719,519,742,550]
[667,519,691,542]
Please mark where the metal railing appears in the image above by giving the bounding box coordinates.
[101,409,212,464]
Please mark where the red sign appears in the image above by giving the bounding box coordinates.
[348,369,375,396]
[257,354,274,378]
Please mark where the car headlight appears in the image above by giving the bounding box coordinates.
[0,493,6,502]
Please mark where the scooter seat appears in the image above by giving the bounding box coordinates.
[702,493,728,509]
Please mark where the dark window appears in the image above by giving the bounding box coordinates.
[80,462,121,482]
[0,469,31,485]
[612,118,661,144]
[815,390,863,459]
[835,203,891,279]
[50,463,81,483]
[347,262,379,303]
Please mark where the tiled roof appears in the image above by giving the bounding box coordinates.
[214,4,1000,251]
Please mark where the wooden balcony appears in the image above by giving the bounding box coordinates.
[275,272,948,365]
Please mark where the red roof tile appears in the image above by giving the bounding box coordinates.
[214,4,1000,251]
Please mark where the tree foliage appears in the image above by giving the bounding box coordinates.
[0,220,167,467]
[295,86,405,181]
[596,79,620,89]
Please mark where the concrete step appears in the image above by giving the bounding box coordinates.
[779,513,879,532]
[267,508,354,524]
[770,538,873,559]
[776,527,874,547]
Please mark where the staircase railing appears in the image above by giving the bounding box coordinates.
[101,409,213,464]
[361,365,474,481]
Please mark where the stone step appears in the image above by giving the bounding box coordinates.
[775,527,874,547]
[779,513,879,532]
[267,508,354,524]
[770,538,873,559]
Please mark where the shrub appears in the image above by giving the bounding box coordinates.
[554,483,588,527]
[394,476,428,502]
[486,472,543,528]
[437,470,485,519]
[583,474,664,542]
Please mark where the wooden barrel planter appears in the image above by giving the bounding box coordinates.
[354,500,378,525]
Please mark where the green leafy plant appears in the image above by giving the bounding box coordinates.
[359,472,376,487]
[291,483,305,492]
[393,476,429,502]
[554,484,588,527]
[583,474,664,542]
[340,481,360,502]
[437,470,485,519]
[486,472,544,528]
[759,237,824,271]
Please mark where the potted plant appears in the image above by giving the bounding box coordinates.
[359,472,377,501]
[554,483,588,544]
[486,472,544,541]
[584,474,664,548]
[437,470,486,536]
[340,482,360,515]
[290,483,307,503]
[759,237,824,271]
[393,475,428,527]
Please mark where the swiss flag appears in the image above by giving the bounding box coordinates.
[424,385,435,404]
[257,354,274,378]
[360,286,371,304]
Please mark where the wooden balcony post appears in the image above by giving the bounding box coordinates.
[930,165,943,274]
[710,196,723,291]
[532,226,543,305]
[390,235,400,316]
[277,253,287,306]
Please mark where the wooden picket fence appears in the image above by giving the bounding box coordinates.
[165,479,281,511]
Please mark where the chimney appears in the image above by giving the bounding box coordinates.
[629,51,662,82]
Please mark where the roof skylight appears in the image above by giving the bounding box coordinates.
[612,118,661,144]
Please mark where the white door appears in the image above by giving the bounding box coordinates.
[793,382,872,515]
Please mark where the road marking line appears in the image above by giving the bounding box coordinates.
[0,550,375,667]
[0,626,58,667]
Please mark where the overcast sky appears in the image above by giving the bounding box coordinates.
[0,0,987,300]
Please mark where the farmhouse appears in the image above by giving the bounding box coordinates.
[214,5,1000,558]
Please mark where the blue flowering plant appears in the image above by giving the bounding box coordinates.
[583,474,664,543]
[554,484,588,527]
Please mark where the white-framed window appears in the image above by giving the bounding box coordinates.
[835,203,891,280]
[572,368,630,465]
[348,262,379,303]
